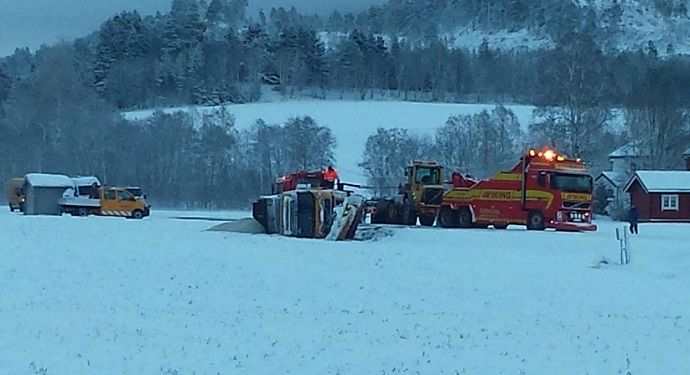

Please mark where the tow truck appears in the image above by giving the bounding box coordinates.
[437,148,597,231]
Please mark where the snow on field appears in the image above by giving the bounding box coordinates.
[2,208,689,374]
[125,101,535,184]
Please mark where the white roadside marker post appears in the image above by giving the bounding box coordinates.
[616,226,630,265]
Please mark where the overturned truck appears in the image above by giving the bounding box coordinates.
[253,182,366,241]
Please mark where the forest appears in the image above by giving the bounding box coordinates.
[1,0,689,207]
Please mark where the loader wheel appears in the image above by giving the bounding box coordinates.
[401,201,417,226]
[527,211,545,231]
[371,201,387,224]
[458,207,473,228]
[386,201,398,223]
[132,210,144,220]
[438,207,459,228]
[419,215,435,227]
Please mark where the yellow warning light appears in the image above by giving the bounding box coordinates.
[576,158,582,163]
[543,149,557,161]
[556,155,566,162]
[529,149,537,157]
[538,152,543,158]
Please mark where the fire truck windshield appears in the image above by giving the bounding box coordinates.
[415,167,441,184]
[551,173,593,193]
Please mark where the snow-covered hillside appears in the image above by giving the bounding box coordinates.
[125,101,535,184]
[2,209,689,373]
[440,0,690,55]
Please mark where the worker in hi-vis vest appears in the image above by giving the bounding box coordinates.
[324,166,340,189]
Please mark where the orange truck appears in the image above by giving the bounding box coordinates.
[59,186,150,219]
[437,148,597,231]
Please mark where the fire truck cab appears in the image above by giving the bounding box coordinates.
[438,148,597,232]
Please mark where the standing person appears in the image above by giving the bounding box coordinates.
[324,166,340,189]
[628,204,639,234]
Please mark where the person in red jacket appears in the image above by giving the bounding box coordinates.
[324,166,340,189]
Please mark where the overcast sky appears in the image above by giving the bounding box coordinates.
[0,0,384,57]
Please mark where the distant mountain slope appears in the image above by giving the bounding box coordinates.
[350,0,690,55]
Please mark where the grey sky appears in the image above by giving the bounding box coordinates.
[0,0,384,57]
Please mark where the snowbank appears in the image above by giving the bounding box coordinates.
[207,218,266,234]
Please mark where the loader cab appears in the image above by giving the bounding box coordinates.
[406,162,443,187]
[405,162,446,207]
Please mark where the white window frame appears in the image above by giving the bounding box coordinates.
[661,194,679,211]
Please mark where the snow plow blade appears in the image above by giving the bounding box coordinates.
[552,221,598,232]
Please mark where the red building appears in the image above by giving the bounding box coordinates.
[624,171,690,222]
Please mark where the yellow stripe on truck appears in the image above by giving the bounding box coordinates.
[445,189,554,208]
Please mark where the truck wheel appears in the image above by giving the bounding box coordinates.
[132,210,144,219]
[458,208,473,228]
[527,211,545,231]
[419,215,435,227]
[78,208,89,217]
[438,207,459,228]
[493,223,508,230]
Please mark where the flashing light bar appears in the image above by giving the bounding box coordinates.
[527,148,583,163]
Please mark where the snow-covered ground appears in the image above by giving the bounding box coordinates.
[125,100,535,184]
[2,208,689,374]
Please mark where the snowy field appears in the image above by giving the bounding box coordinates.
[2,208,689,374]
[125,101,535,184]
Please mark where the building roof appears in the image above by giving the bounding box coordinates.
[624,171,690,193]
[609,142,649,159]
[25,173,73,188]
[596,171,627,187]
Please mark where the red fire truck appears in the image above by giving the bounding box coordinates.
[437,148,597,231]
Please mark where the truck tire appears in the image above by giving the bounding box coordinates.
[78,208,89,217]
[132,210,144,220]
[438,206,459,228]
[458,207,473,228]
[419,215,435,227]
[527,211,545,231]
